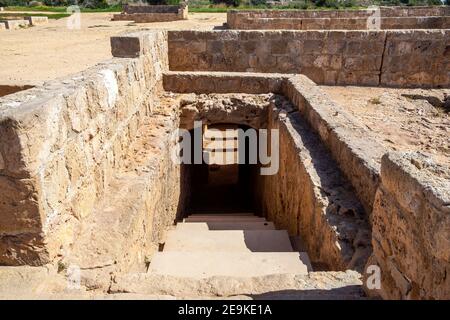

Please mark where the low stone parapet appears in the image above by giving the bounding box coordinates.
[0,19,30,30]
[167,29,450,88]
[163,71,288,94]
[25,16,49,26]
[227,6,450,30]
[113,12,182,23]
[113,3,188,23]
[229,15,450,30]
[228,6,450,23]
[0,30,170,267]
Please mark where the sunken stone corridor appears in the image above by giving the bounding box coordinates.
[0,6,449,301]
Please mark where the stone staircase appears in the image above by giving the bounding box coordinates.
[2,212,363,299]
[148,213,312,279]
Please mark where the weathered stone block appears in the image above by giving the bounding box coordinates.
[111,36,143,58]
[25,16,48,26]
[367,152,450,299]
[113,4,188,23]
[0,30,169,267]
[301,40,324,53]
[1,19,29,30]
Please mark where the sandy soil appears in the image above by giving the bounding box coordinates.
[0,12,226,86]
[321,86,450,166]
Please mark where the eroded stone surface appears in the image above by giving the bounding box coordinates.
[367,152,450,299]
[112,3,188,23]
[110,271,364,299]
[227,8,450,30]
[0,30,169,266]
[0,29,448,300]
[168,29,449,87]
[178,93,272,130]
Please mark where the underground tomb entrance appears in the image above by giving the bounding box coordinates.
[166,90,371,273]
[187,123,260,214]
[175,93,274,217]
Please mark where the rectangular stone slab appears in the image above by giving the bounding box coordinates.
[1,20,29,30]
[176,221,276,231]
[149,252,311,278]
[164,229,293,252]
[25,16,48,26]
[184,216,267,223]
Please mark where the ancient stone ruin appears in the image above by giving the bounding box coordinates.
[0,16,48,31]
[113,3,188,23]
[0,7,449,300]
[227,6,450,30]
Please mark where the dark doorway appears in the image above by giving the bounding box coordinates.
[186,124,259,214]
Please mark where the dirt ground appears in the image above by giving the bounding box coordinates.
[0,12,226,86]
[322,86,450,166]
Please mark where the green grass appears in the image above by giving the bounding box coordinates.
[0,12,70,19]
[4,5,122,13]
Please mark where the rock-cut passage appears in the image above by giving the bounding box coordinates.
[144,92,371,282]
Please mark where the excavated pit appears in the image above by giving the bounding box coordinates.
[160,92,371,274]
[178,93,269,215]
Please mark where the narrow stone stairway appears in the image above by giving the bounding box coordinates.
[148,213,312,279]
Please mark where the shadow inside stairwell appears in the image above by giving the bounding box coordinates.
[242,230,293,252]
[186,124,259,215]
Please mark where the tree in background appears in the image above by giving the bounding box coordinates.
[210,0,241,6]
[144,0,181,4]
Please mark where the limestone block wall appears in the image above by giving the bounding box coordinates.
[368,152,450,299]
[168,30,449,88]
[163,71,288,94]
[255,104,371,271]
[113,3,188,23]
[227,6,450,22]
[227,7,450,31]
[228,16,450,30]
[0,31,172,266]
[379,5,450,17]
[381,30,450,88]
[282,75,385,216]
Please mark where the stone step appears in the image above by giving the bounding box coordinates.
[149,252,311,278]
[111,270,365,299]
[187,213,256,217]
[203,139,238,150]
[164,230,293,252]
[176,221,276,231]
[184,216,266,223]
[204,129,239,139]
